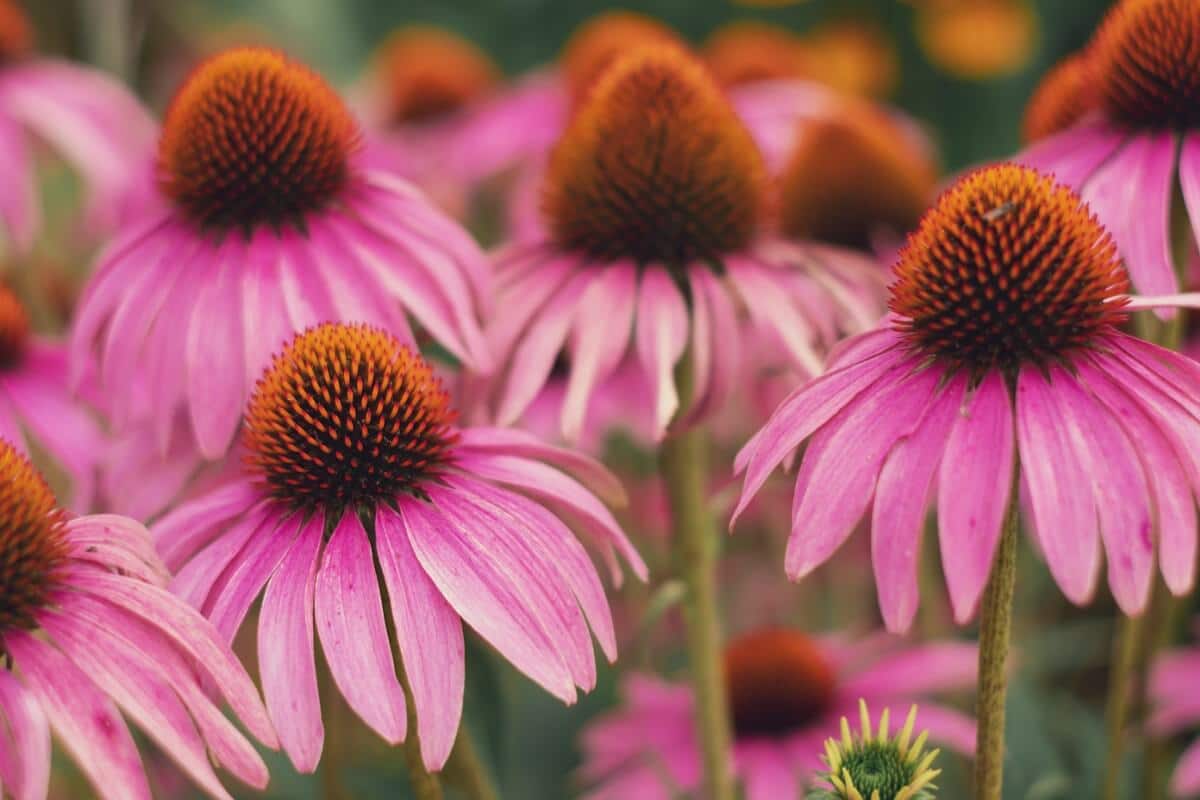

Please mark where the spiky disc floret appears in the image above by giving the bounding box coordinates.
[373,27,498,125]
[1093,0,1200,128]
[779,101,936,248]
[724,629,837,739]
[159,48,360,232]
[1023,51,1095,142]
[559,11,683,104]
[543,44,768,267]
[703,22,810,86]
[244,323,458,516]
[0,0,31,62]
[0,440,67,635]
[889,164,1129,374]
[810,701,941,800]
[0,284,30,369]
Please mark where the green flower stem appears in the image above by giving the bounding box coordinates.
[443,727,501,800]
[398,661,444,800]
[660,423,735,800]
[1102,613,1144,800]
[317,658,352,800]
[973,498,1019,800]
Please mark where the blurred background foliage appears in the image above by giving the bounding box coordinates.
[27,1,1162,799]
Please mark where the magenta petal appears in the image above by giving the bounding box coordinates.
[4,631,151,800]
[634,267,689,440]
[1172,740,1200,796]
[562,262,637,441]
[786,365,940,579]
[1016,366,1101,606]
[186,240,246,459]
[909,702,977,755]
[37,610,233,800]
[871,375,964,633]
[683,270,741,426]
[258,517,324,772]
[375,506,465,771]
[841,643,978,698]
[1180,133,1200,258]
[315,513,407,745]
[937,372,1016,624]
[726,257,821,376]
[0,113,37,252]
[1018,122,1126,190]
[397,493,577,703]
[205,514,300,643]
[154,482,263,572]
[0,670,50,800]
[737,743,797,800]
[239,235,294,389]
[1083,132,1179,299]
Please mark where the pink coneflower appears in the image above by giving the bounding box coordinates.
[0,284,102,510]
[70,47,490,460]
[0,0,155,249]
[487,44,877,442]
[735,164,1200,632]
[1018,0,1200,297]
[579,628,976,800]
[153,322,645,773]
[1150,635,1200,797]
[0,438,277,800]
[355,26,501,215]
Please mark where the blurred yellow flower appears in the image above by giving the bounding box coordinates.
[913,0,1039,79]
[806,20,899,97]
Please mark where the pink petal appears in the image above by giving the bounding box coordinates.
[375,506,466,770]
[683,270,741,426]
[1015,366,1101,605]
[4,631,151,800]
[0,670,50,800]
[737,743,797,800]
[872,375,964,633]
[909,702,977,755]
[727,257,821,376]
[1017,122,1126,190]
[205,514,301,642]
[315,513,407,744]
[168,504,271,611]
[1179,133,1200,260]
[186,239,246,459]
[937,372,1016,624]
[635,267,689,440]
[397,493,577,703]
[841,643,979,698]
[786,364,940,579]
[153,482,262,572]
[239,235,294,389]
[0,112,37,252]
[258,516,324,772]
[1172,740,1200,796]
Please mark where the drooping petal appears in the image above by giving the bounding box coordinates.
[204,514,301,642]
[186,238,245,459]
[0,112,37,252]
[374,506,465,771]
[0,670,50,800]
[153,482,263,571]
[258,516,324,772]
[634,267,689,440]
[1018,122,1127,190]
[315,513,407,745]
[1179,132,1200,258]
[726,257,821,376]
[937,372,1016,624]
[683,269,742,426]
[1172,740,1200,796]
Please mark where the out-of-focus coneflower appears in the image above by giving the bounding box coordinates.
[912,0,1038,80]
[1149,636,1200,797]
[579,629,974,800]
[1019,0,1200,299]
[805,19,899,98]
[0,284,101,510]
[703,21,812,88]
[1021,50,1096,144]
[734,164,1200,798]
[356,26,500,214]
[0,439,277,800]
[0,0,155,250]
[153,323,644,776]
[69,47,490,462]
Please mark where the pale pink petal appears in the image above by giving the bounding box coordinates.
[4,631,151,800]
[258,516,324,772]
[186,239,245,459]
[487,251,575,363]
[563,262,637,441]
[842,643,979,697]
[1172,740,1200,796]
[239,235,294,388]
[205,514,301,642]
[315,513,407,744]
[1179,133,1200,259]
[872,375,964,633]
[63,515,168,586]
[909,703,977,755]
[375,506,465,771]
[635,267,689,440]
[168,504,271,611]
[937,372,1016,624]
[737,743,797,800]
[1016,366,1101,605]
[1018,122,1127,190]
[727,257,821,376]
[0,112,36,251]
[396,493,577,703]
[153,482,263,571]
[786,364,940,579]
[0,670,50,800]
[683,270,741,426]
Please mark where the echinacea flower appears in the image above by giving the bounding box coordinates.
[735,164,1200,632]
[811,701,941,800]
[0,284,102,510]
[579,628,975,800]
[1149,635,1200,797]
[702,21,812,88]
[355,26,500,213]
[0,438,277,800]
[487,44,873,442]
[804,20,899,98]
[0,0,155,250]
[70,47,490,460]
[911,0,1038,80]
[153,322,645,773]
[1019,0,1200,298]
[1021,50,1095,144]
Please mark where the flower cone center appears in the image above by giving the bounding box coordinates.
[723,628,837,739]
[374,27,497,125]
[159,47,359,232]
[0,442,66,636]
[245,323,458,515]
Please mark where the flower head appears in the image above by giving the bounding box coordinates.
[72,46,490,461]
[155,322,644,774]
[735,164,1200,631]
[559,11,683,104]
[0,438,277,800]
[370,27,498,126]
[1022,51,1095,142]
[580,630,975,800]
[813,701,941,800]
[703,22,810,87]
[0,0,31,62]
